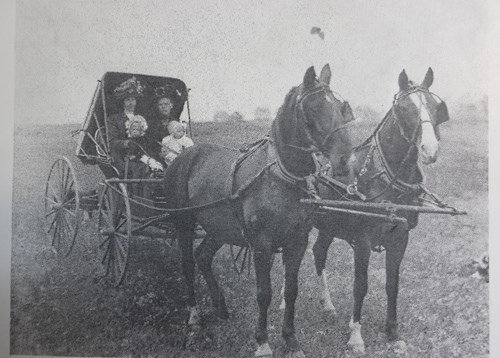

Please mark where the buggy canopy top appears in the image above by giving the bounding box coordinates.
[76,72,189,165]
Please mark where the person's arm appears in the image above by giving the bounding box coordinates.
[108,114,129,152]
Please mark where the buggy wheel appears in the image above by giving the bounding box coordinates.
[98,182,131,287]
[44,156,81,257]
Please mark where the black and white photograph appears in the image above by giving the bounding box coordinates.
[5,0,493,357]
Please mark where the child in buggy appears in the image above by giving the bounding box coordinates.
[160,120,194,166]
[126,115,163,176]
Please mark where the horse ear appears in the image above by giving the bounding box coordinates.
[398,69,409,91]
[318,64,331,85]
[421,67,434,89]
[304,66,317,89]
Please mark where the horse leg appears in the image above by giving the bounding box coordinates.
[194,237,229,319]
[253,237,274,358]
[177,226,199,325]
[385,226,409,341]
[312,229,336,312]
[281,232,308,357]
[347,238,371,355]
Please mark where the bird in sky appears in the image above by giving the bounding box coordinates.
[310,27,325,40]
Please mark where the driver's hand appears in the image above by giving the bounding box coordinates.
[149,159,164,171]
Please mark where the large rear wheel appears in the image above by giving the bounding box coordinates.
[97,182,131,287]
[44,156,81,257]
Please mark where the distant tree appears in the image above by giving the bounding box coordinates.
[228,111,245,122]
[254,107,272,122]
[213,110,230,122]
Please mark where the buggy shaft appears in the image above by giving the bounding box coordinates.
[315,205,408,226]
[106,178,163,184]
[302,198,467,215]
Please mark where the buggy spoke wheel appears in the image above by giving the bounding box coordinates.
[62,207,77,217]
[44,157,81,257]
[45,195,58,206]
[98,183,131,287]
[45,208,57,218]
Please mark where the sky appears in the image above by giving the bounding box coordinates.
[15,0,488,124]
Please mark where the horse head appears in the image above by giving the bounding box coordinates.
[392,68,449,164]
[273,64,354,178]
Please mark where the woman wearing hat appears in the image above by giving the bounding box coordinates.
[108,77,163,177]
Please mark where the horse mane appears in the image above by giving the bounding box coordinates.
[273,86,299,125]
[271,84,319,177]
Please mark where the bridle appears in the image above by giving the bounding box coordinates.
[390,86,443,144]
[285,83,349,154]
[348,86,442,200]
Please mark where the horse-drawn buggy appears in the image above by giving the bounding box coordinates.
[44,72,196,286]
[44,66,467,357]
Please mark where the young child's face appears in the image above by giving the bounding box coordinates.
[172,126,185,139]
[129,122,143,138]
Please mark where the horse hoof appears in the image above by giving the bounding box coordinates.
[286,350,306,358]
[255,342,273,357]
[386,322,399,341]
[347,343,365,356]
[319,299,336,313]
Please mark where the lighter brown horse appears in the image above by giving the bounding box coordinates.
[162,64,355,357]
[310,68,449,354]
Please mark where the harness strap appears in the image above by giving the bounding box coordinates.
[373,132,424,194]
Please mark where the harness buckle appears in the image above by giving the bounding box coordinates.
[346,183,358,195]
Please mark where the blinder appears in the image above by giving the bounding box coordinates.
[341,101,356,124]
[435,101,449,125]
[392,86,450,144]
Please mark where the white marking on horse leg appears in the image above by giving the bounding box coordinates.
[255,342,273,357]
[187,305,201,326]
[347,317,365,354]
[307,227,318,255]
[279,276,286,310]
[319,271,336,312]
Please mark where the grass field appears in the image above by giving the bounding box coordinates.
[10,113,488,357]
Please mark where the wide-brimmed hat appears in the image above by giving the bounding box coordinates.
[154,84,184,100]
[114,76,144,100]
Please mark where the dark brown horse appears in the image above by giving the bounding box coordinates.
[310,68,449,354]
[162,64,354,357]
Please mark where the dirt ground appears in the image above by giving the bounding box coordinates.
[10,117,488,357]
